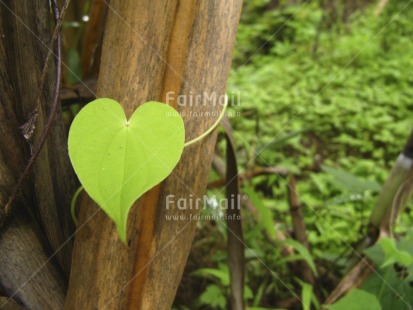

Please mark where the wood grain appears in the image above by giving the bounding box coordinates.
[1,0,77,275]
[65,1,243,309]
[0,1,75,308]
[0,213,66,309]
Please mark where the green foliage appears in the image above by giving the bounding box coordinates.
[243,185,276,239]
[192,267,230,286]
[322,165,381,193]
[233,1,323,65]
[226,0,413,272]
[283,239,317,276]
[176,0,413,309]
[68,99,185,242]
[301,282,312,310]
[66,49,82,84]
[191,264,253,309]
[379,238,413,268]
[363,234,413,309]
[198,284,227,309]
[325,289,381,310]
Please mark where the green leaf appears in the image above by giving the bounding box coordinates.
[243,186,275,239]
[379,238,413,268]
[256,129,307,152]
[322,165,381,193]
[325,289,381,310]
[68,98,185,242]
[244,285,253,300]
[284,239,318,276]
[198,284,227,309]
[67,49,82,84]
[301,282,312,310]
[191,268,230,286]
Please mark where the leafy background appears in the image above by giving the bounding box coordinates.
[173,1,413,309]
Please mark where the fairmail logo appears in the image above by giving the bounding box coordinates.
[165,194,244,210]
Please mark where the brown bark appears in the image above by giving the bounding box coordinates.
[324,257,373,304]
[222,117,245,310]
[287,176,318,296]
[65,1,242,309]
[81,0,107,78]
[0,296,24,310]
[0,212,66,309]
[0,0,77,274]
[0,1,76,307]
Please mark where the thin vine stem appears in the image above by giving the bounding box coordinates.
[184,97,228,147]
[70,185,84,225]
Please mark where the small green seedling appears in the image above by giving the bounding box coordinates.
[68,98,226,243]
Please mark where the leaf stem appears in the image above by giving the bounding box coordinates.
[70,185,84,225]
[184,97,228,147]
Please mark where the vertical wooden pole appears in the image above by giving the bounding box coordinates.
[65,1,243,309]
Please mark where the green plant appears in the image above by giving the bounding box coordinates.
[325,289,381,310]
[174,1,413,308]
[68,99,185,242]
[361,234,413,309]
[68,98,228,242]
[192,265,253,309]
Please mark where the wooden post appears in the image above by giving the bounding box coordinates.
[65,1,243,309]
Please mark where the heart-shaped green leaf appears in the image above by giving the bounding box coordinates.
[68,98,185,242]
